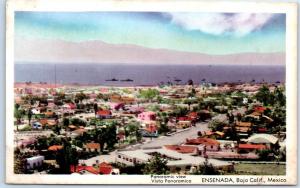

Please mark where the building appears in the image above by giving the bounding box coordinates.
[246,134,279,149]
[164,145,198,155]
[26,156,45,170]
[138,111,156,121]
[238,144,267,153]
[96,110,112,119]
[176,120,192,129]
[85,142,100,152]
[48,145,63,151]
[70,163,119,175]
[116,148,233,174]
[185,138,220,151]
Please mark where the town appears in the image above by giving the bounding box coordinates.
[13,81,286,175]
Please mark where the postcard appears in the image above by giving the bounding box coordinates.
[6,0,297,185]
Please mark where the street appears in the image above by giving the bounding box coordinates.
[83,122,209,165]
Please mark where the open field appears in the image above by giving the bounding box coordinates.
[230,163,286,175]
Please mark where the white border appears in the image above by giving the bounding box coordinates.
[6,0,298,185]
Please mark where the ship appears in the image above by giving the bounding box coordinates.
[105,78,119,81]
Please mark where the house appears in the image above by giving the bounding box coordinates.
[16,138,36,148]
[96,110,112,119]
[176,120,191,129]
[121,96,135,104]
[99,162,117,175]
[85,142,100,152]
[204,151,259,160]
[238,144,267,153]
[110,103,125,111]
[63,103,76,110]
[235,121,252,135]
[246,134,279,149]
[70,128,86,138]
[253,106,267,113]
[70,165,99,175]
[187,112,198,121]
[70,163,119,175]
[143,121,157,133]
[32,122,43,129]
[31,108,41,115]
[167,121,176,132]
[164,145,198,155]
[26,156,45,170]
[126,106,145,114]
[185,138,220,151]
[138,111,156,121]
[48,145,63,151]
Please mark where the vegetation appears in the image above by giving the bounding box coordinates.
[143,154,169,175]
[192,159,220,175]
[209,119,227,132]
[138,88,159,102]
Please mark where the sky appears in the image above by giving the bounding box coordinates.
[14,12,286,64]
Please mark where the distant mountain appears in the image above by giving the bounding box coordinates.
[15,37,285,65]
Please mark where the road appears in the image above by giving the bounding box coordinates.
[83,122,209,166]
[139,122,209,149]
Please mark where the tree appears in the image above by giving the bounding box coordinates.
[257,149,273,161]
[75,92,88,103]
[27,108,33,126]
[193,159,220,175]
[14,149,26,174]
[139,89,159,102]
[106,123,118,150]
[187,79,194,86]
[273,86,285,106]
[95,128,106,152]
[208,119,227,132]
[62,118,70,128]
[56,139,73,174]
[143,154,168,175]
[93,103,98,116]
[158,121,170,135]
[14,104,23,131]
[255,85,272,106]
[35,136,49,150]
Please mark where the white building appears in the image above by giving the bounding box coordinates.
[116,148,233,173]
[26,156,45,170]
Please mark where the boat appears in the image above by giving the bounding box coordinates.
[121,78,133,82]
[105,78,119,81]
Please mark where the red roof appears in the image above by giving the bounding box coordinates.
[188,112,198,119]
[97,110,112,116]
[146,124,157,133]
[178,116,192,121]
[164,145,198,153]
[99,162,113,174]
[70,165,99,175]
[186,138,220,146]
[254,106,267,113]
[85,143,100,150]
[238,144,267,150]
[48,145,63,151]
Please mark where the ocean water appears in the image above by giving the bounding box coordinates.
[14,63,285,86]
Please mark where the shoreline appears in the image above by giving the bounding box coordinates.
[14,81,284,89]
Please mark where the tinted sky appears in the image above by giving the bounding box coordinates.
[15,12,286,55]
